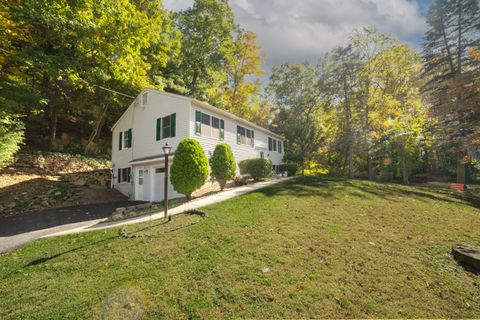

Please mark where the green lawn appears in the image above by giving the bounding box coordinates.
[1,177,480,319]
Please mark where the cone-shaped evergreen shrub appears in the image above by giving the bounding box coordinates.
[170,138,208,199]
[209,143,236,190]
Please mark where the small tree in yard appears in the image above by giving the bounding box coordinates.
[170,138,209,200]
[210,143,236,190]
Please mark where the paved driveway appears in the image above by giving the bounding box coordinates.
[0,201,144,253]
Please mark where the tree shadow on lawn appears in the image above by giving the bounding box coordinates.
[1,213,205,280]
[257,176,480,209]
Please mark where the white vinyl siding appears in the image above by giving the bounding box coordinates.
[112,89,284,201]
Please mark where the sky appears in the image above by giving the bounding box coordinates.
[164,0,433,84]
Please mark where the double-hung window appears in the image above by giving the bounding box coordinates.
[268,137,278,152]
[237,126,246,144]
[201,112,211,137]
[212,116,221,138]
[246,129,254,146]
[119,129,132,150]
[156,113,176,140]
[117,167,131,183]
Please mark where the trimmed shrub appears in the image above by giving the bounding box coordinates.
[239,158,272,181]
[170,138,209,200]
[209,143,236,190]
[278,163,298,176]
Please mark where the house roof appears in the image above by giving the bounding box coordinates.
[111,89,284,141]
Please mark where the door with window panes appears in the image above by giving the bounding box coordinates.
[135,166,145,200]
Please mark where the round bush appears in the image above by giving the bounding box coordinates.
[170,138,209,199]
[278,163,298,176]
[209,143,236,190]
[238,158,272,181]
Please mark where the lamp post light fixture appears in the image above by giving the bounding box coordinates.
[162,143,172,221]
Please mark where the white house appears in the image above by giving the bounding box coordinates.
[111,89,284,202]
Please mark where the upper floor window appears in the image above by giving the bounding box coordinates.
[268,137,279,152]
[119,129,132,150]
[237,125,254,146]
[195,110,224,140]
[156,113,176,141]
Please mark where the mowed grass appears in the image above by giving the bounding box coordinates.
[1,177,480,319]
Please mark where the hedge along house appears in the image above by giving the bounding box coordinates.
[111,89,284,202]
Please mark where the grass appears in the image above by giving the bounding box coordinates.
[1,177,480,318]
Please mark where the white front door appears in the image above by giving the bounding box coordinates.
[135,166,145,200]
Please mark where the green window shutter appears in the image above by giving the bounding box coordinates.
[268,137,272,151]
[195,110,201,135]
[117,168,121,183]
[220,119,224,140]
[156,118,161,141]
[119,131,123,150]
[236,126,241,144]
[128,129,132,148]
[127,167,131,183]
[171,113,176,137]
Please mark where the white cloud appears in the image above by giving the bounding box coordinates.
[163,0,427,83]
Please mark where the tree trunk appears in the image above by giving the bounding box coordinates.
[399,142,409,184]
[347,141,354,179]
[343,77,354,179]
[84,105,108,153]
[456,148,466,184]
[367,155,374,180]
[48,102,59,149]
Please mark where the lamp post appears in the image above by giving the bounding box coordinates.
[162,143,172,221]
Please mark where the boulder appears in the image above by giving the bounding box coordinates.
[111,211,124,221]
[72,178,86,186]
[452,245,480,273]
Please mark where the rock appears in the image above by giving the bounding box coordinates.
[452,245,480,273]
[115,207,126,213]
[7,202,16,209]
[136,203,151,210]
[112,212,123,221]
[262,267,270,274]
[41,200,49,207]
[54,191,62,197]
[72,178,86,186]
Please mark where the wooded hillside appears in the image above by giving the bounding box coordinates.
[1,0,479,184]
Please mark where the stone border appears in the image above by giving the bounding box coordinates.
[111,203,153,221]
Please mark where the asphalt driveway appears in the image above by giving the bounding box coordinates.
[0,201,144,253]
